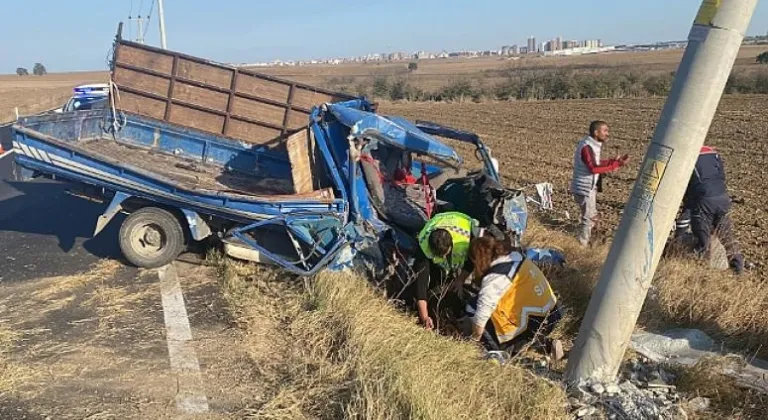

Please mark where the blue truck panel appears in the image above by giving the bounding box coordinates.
[14,110,346,219]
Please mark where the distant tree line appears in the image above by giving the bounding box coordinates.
[16,63,47,76]
[326,67,768,102]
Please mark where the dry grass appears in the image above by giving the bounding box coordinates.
[29,259,122,302]
[215,255,568,420]
[674,357,767,420]
[523,218,768,358]
[84,280,155,334]
[0,327,36,394]
[523,217,768,417]
[211,211,768,418]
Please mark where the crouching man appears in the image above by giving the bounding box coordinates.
[411,211,482,330]
[676,146,745,274]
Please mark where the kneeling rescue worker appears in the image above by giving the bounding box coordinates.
[414,211,482,330]
[676,146,745,274]
[466,235,564,359]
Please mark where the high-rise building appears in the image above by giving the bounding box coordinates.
[555,36,563,50]
[501,46,510,56]
[585,39,601,49]
[527,36,537,54]
[564,39,580,49]
[511,45,520,55]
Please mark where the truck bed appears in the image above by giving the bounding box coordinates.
[12,110,338,208]
[81,139,293,196]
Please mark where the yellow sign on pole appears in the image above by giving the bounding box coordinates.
[695,0,722,26]
[628,143,674,220]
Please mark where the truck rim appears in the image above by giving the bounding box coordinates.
[130,223,167,258]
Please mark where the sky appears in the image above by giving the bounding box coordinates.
[1,0,767,73]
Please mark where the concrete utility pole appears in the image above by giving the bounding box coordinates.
[565,0,758,384]
[158,0,168,49]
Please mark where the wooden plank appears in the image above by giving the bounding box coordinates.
[169,104,225,134]
[227,119,282,145]
[235,73,291,103]
[286,129,314,194]
[287,111,310,130]
[292,88,337,111]
[173,81,230,112]
[176,58,233,90]
[223,69,239,136]
[230,97,286,127]
[113,66,171,97]
[112,41,359,144]
[116,44,174,75]
[308,128,330,189]
[119,92,167,120]
[164,55,179,120]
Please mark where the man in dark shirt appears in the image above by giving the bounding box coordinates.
[677,146,744,274]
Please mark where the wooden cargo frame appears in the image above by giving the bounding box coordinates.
[110,26,359,148]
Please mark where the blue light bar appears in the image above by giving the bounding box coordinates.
[73,87,108,96]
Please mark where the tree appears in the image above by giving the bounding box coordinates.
[372,77,390,98]
[408,62,418,72]
[16,67,29,76]
[643,74,673,97]
[757,51,768,64]
[32,63,47,76]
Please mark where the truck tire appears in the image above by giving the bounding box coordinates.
[119,207,185,268]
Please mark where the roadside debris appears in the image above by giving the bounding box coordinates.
[568,359,685,420]
[534,182,554,210]
[631,328,768,395]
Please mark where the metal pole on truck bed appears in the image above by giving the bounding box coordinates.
[158,0,168,49]
[565,0,758,384]
[137,15,144,44]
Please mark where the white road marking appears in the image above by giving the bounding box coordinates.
[158,263,210,414]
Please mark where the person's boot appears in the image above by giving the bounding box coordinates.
[730,255,745,275]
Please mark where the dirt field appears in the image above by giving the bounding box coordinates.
[384,96,768,275]
[0,71,107,123]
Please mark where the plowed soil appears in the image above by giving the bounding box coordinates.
[385,96,768,274]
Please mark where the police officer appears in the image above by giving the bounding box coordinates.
[677,146,745,274]
[413,211,482,329]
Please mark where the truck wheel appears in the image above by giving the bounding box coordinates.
[119,207,185,268]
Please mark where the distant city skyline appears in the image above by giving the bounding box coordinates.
[1,0,767,73]
[237,35,674,67]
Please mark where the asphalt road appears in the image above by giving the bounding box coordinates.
[0,152,125,283]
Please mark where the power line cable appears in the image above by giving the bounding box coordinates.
[127,0,133,41]
[142,0,157,41]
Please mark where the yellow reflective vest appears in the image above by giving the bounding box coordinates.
[417,212,477,272]
[474,252,558,344]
